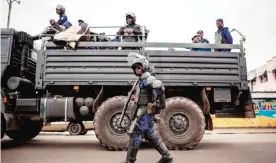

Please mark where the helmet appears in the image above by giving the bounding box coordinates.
[56,5,65,13]
[127,52,150,72]
[125,11,136,24]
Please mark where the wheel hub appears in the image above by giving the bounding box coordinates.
[71,125,79,133]
[110,113,131,135]
[169,113,189,135]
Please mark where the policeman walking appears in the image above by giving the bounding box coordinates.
[120,52,173,163]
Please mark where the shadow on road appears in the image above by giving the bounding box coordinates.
[1,139,105,151]
[139,141,233,151]
[2,137,233,151]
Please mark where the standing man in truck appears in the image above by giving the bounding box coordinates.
[50,5,72,32]
[214,18,233,52]
[120,53,173,163]
[117,11,142,42]
[117,12,149,50]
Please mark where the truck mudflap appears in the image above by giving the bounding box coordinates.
[3,113,21,131]
[40,97,76,122]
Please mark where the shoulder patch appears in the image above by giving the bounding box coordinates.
[146,75,156,85]
[152,80,162,89]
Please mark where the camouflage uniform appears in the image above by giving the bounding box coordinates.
[121,52,173,163]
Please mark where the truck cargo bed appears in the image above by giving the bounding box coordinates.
[36,44,247,89]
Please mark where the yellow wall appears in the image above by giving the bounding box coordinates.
[211,115,276,128]
[212,100,276,128]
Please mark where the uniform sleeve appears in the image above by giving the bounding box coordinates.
[117,27,125,35]
[58,14,68,25]
[146,75,164,105]
[202,38,209,43]
[133,26,142,35]
[223,29,233,44]
[80,23,88,28]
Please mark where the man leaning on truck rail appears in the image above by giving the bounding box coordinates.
[191,35,212,51]
[77,19,91,41]
[197,30,210,43]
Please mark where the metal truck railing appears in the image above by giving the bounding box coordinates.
[34,25,149,42]
[35,26,246,54]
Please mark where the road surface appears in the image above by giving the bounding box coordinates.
[1,130,276,163]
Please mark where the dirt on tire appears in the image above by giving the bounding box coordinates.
[93,96,133,151]
[156,96,205,150]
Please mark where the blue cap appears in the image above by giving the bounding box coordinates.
[216,19,223,23]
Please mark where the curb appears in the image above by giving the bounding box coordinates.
[38,130,276,136]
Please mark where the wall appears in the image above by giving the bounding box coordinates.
[248,56,276,91]
[212,99,276,128]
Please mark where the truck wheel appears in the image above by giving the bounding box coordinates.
[156,97,205,150]
[6,120,43,141]
[94,96,132,151]
[1,113,6,139]
[68,122,82,135]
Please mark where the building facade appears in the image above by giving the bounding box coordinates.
[248,56,276,92]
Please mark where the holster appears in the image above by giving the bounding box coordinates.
[147,103,156,114]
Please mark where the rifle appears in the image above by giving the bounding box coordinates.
[118,79,139,127]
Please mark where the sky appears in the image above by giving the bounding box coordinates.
[1,0,276,71]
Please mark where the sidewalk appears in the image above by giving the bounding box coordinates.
[40,128,276,136]
[206,128,276,134]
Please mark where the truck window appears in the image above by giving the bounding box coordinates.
[1,36,10,55]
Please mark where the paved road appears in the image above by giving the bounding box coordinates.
[1,131,276,163]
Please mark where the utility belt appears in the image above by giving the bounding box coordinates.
[136,103,160,115]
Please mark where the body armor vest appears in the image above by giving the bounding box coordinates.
[122,25,140,42]
[137,87,153,106]
[215,29,227,44]
[135,77,153,107]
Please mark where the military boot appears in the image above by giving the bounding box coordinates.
[154,140,173,163]
[120,146,139,163]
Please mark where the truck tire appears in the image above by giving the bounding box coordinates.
[94,96,132,151]
[68,122,83,135]
[1,113,6,139]
[6,120,43,141]
[156,97,205,150]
